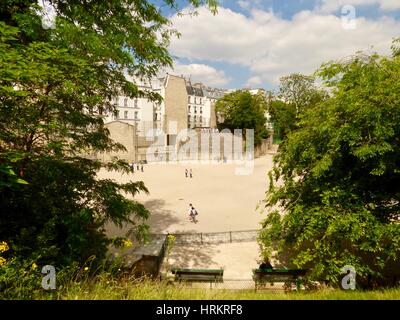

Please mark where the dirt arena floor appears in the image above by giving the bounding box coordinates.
[100,154,274,234]
[100,154,275,280]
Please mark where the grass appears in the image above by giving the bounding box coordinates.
[35,276,400,300]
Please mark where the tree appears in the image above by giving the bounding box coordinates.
[266,99,296,140]
[259,44,400,288]
[279,73,325,116]
[266,74,327,141]
[0,0,217,267]
[216,90,268,146]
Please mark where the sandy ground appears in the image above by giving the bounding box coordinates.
[99,154,274,234]
[99,154,275,281]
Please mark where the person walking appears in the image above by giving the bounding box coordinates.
[189,168,193,179]
[185,169,188,178]
[141,164,144,172]
[191,206,198,223]
[187,204,198,223]
[130,162,135,173]
[187,204,194,221]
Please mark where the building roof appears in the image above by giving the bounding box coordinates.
[202,87,226,99]
[186,82,204,97]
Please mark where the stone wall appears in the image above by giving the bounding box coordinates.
[254,138,272,159]
[99,121,137,162]
[210,101,217,128]
[164,75,188,136]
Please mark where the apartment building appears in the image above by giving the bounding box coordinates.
[187,82,227,130]
[102,74,227,161]
[104,76,164,138]
[202,85,226,129]
[186,82,206,129]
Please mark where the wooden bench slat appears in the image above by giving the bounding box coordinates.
[253,269,307,276]
[172,268,224,274]
[253,269,308,291]
[171,268,224,283]
[177,275,223,282]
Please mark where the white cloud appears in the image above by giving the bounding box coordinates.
[237,0,261,10]
[168,62,230,87]
[237,1,250,10]
[170,6,400,86]
[246,76,262,88]
[316,0,400,13]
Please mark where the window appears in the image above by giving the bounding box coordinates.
[200,107,202,114]
[194,107,197,114]
[118,111,122,119]
[134,99,138,108]
[188,106,191,113]
[134,111,138,120]
[124,111,128,119]
[188,96,191,103]
[124,98,128,107]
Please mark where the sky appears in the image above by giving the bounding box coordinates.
[156,0,400,90]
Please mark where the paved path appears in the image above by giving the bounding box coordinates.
[161,241,260,279]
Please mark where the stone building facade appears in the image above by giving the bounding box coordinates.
[100,121,137,162]
[101,74,228,162]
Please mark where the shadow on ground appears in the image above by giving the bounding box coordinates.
[164,243,219,270]
[105,199,199,238]
[145,199,190,234]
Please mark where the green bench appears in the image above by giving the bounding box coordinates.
[253,268,308,291]
[171,268,224,283]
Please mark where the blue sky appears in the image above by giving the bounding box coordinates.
[154,0,400,89]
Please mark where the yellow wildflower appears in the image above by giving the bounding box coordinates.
[0,241,9,253]
[122,239,133,248]
[84,267,89,271]
[0,257,6,267]
[31,263,38,270]
[167,235,176,243]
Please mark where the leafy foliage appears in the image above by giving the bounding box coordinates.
[216,90,269,146]
[259,44,400,288]
[266,74,327,140]
[266,98,296,139]
[0,0,217,268]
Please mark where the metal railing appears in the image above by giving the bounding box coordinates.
[151,230,258,245]
[163,279,290,291]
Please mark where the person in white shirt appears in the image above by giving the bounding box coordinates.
[187,204,198,223]
[188,204,194,220]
